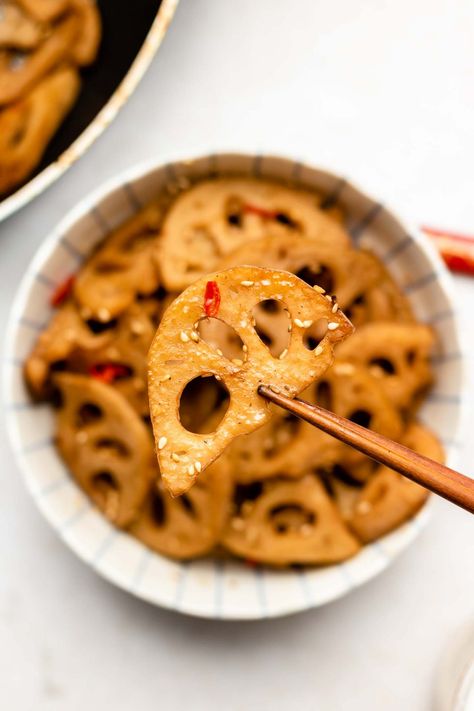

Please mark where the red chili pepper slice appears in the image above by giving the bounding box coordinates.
[243,203,278,220]
[50,275,75,307]
[88,363,130,384]
[204,280,221,317]
[421,226,474,276]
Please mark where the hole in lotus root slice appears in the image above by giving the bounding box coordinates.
[347,421,445,543]
[218,235,382,315]
[74,202,166,321]
[335,322,435,411]
[16,0,70,22]
[221,475,360,566]
[130,457,232,560]
[305,362,404,482]
[0,13,78,105]
[0,64,80,194]
[251,299,291,358]
[69,0,101,66]
[0,3,45,50]
[179,376,230,434]
[197,317,246,361]
[148,266,353,496]
[54,373,154,527]
[157,178,351,291]
[229,409,338,484]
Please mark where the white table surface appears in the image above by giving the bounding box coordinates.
[1,1,473,709]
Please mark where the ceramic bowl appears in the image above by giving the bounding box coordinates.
[3,153,467,619]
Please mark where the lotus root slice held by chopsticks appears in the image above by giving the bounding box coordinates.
[148,266,353,497]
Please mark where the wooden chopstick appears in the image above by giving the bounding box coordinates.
[258,385,474,515]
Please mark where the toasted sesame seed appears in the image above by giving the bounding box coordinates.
[288,323,292,332]
[357,501,372,515]
[240,319,248,328]
[334,363,355,375]
[325,294,332,302]
[183,305,189,314]
[171,452,180,462]
[130,320,146,335]
[294,318,305,328]
[216,348,224,356]
[98,307,111,322]
[302,319,313,328]
[332,303,339,313]
[242,344,248,352]
[180,331,189,342]
[190,330,199,342]
[313,285,325,293]
[158,436,168,450]
[195,461,202,473]
[187,464,195,476]
[261,279,271,286]
[279,348,288,359]
[314,345,323,355]
[215,375,221,381]
[328,322,339,330]
[232,358,244,366]
[160,373,171,382]
[240,280,254,286]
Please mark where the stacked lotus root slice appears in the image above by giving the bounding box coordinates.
[0,0,101,195]
[25,177,444,566]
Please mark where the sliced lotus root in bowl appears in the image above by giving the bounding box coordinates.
[0,2,45,49]
[157,178,351,291]
[73,202,167,322]
[0,13,79,105]
[218,234,382,310]
[347,422,445,543]
[69,299,164,417]
[335,322,435,410]
[0,64,80,194]
[229,409,339,483]
[54,373,154,528]
[24,299,111,397]
[221,474,360,566]
[344,256,414,326]
[303,361,404,482]
[131,457,232,560]
[148,266,353,497]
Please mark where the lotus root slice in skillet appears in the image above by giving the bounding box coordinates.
[222,474,360,566]
[157,178,351,291]
[148,266,353,497]
[55,373,154,527]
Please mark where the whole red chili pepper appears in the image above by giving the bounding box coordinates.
[243,203,278,220]
[50,275,75,307]
[204,280,221,317]
[88,363,130,384]
[421,226,474,276]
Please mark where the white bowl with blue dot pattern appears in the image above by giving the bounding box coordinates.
[3,153,467,619]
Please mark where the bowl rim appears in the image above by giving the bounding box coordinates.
[3,151,469,620]
[0,0,180,224]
